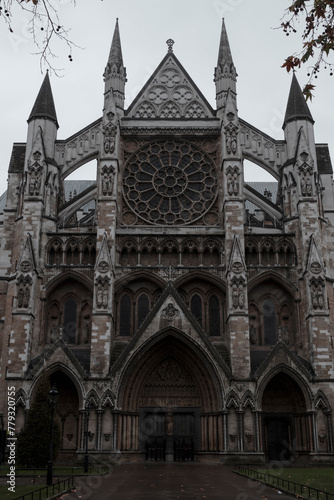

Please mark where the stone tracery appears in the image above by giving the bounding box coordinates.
[123,140,217,225]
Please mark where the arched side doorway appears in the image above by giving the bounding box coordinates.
[260,372,312,461]
[116,333,224,461]
[49,370,81,460]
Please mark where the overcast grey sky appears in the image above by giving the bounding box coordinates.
[0,0,333,195]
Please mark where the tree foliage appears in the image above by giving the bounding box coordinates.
[281,0,334,99]
[17,374,61,467]
[0,0,76,72]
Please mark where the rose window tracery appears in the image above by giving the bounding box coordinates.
[123,140,217,225]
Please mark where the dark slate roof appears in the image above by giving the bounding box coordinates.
[63,180,95,212]
[250,349,315,377]
[28,72,59,128]
[64,180,95,201]
[250,350,268,374]
[0,191,6,212]
[8,143,26,173]
[297,355,316,377]
[316,144,333,175]
[245,181,278,214]
[283,73,314,127]
[1,180,274,214]
[70,349,91,372]
[0,179,96,214]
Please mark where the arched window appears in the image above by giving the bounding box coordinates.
[137,293,149,328]
[82,244,96,265]
[120,294,131,336]
[49,242,62,265]
[63,298,77,344]
[49,248,56,265]
[191,294,202,326]
[209,295,220,336]
[263,298,277,345]
[66,240,80,265]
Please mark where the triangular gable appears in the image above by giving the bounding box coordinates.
[126,52,215,119]
[110,283,231,378]
[17,234,36,273]
[95,233,113,272]
[292,126,314,168]
[253,340,314,381]
[306,234,324,275]
[25,338,88,379]
[228,234,246,275]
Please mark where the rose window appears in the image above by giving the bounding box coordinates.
[123,140,217,225]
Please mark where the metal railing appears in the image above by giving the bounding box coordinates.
[0,465,110,478]
[234,466,334,500]
[13,475,74,500]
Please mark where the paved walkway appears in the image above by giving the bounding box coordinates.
[63,464,294,500]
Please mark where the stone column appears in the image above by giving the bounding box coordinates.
[96,409,104,450]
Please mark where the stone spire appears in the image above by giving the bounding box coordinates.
[283,73,314,128]
[283,73,316,161]
[214,19,237,114]
[28,71,58,128]
[104,18,127,111]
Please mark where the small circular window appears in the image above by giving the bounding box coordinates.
[123,140,217,225]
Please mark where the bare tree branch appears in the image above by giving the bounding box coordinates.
[0,0,79,74]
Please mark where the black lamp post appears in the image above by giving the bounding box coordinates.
[46,384,58,486]
[84,402,92,473]
[0,413,4,466]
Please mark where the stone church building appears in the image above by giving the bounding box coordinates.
[0,20,333,464]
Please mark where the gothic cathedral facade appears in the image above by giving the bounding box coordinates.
[0,20,334,464]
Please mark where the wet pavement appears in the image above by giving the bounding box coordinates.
[63,464,295,500]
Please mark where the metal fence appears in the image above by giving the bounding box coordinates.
[13,475,74,500]
[234,466,334,500]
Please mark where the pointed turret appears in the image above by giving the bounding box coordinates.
[26,72,58,163]
[283,73,314,128]
[214,19,237,115]
[283,73,316,161]
[28,71,58,128]
[103,18,127,112]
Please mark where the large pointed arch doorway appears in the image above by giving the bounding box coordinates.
[117,333,223,462]
[261,372,311,461]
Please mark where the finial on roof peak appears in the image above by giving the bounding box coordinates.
[166,38,175,53]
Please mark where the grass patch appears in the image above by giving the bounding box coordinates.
[235,467,334,499]
[256,468,334,494]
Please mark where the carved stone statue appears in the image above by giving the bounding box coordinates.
[102,287,109,308]
[162,302,179,321]
[228,176,234,196]
[306,177,312,196]
[232,288,239,309]
[238,286,244,309]
[101,168,114,195]
[301,176,306,197]
[167,411,173,435]
[250,324,257,344]
[18,287,24,308]
[103,119,116,154]
[317,289,324,309]
[83,321,90,343]
[233,173,239,195]
[97,284,103,308]
[311,287,318,309]
[23,286,30,308]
